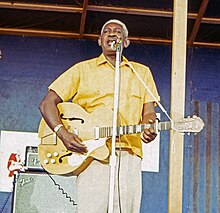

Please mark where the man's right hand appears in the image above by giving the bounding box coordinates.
[39,90,88,154]
[57,128,88,154]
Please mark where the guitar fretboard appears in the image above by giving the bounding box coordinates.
[96,121,171,138]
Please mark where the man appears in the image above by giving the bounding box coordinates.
[39,19,160,213]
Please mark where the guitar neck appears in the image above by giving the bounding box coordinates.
[97,121,171,138]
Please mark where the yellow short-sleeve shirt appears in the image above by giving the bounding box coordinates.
[49,53,160,157]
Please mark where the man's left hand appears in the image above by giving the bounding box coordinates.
[140,119,157,143]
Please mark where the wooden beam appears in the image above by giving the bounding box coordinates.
[0,27,171,43]
[168,0,188,212]
[192,41,220,48]
[87,5,173,17]
[188,0,209,45]
[0,1,220,25]
[79,0,88,36]
[0,1,82,13]
[0,27,219,48]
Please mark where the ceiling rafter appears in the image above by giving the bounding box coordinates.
[1,27,220,48]
[0,27,171,44]
[0,1,82,13]
[0,1,219,48]
[79,0,88,36]
[188,0,209,45]
[0,1,219,24]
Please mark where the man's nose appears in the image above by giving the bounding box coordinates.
[108,32,118,38]
[109,31,115,36]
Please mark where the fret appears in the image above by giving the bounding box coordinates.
[109,127,113,137]
[159,121,171,131]
[104,127,107,137]
[158,122,162,131]
[159,122,163,131]
[137,125,141,132]
[119,126,123,135]
[103,127,105,137]
[125,125,128,134]
[116,127,119,136]
[101,127,104,137]
[141,124,145,132]
[122,126,125,135]
[128,125,133,134]
[98,127,101,138]
[100,127,103,138]
[106,127,108,137]
[133,125,137,133]
[102,127,105,137]
[108,127,111,137]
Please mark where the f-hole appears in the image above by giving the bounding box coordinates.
[60,113,84,123]
[59,153,72,163]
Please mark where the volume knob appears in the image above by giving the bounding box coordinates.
[44,159,49,164]
[47,153,52,158]
[50,159,56,164]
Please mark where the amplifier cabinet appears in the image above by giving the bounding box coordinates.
[12,172,77,213]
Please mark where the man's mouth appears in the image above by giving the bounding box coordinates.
[107,40,115,46]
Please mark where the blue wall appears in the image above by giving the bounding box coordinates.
[0,34,219,212]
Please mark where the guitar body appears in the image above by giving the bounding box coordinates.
[38,103,112,175]
[38,102,204,175]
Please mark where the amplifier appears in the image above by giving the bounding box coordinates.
[25,146,44,171]
[12,172,77,213]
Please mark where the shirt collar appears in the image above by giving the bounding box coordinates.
[97,53,129,66]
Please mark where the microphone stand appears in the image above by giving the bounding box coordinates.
[108,41,122,213]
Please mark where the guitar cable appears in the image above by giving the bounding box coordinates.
[46,171,77,206]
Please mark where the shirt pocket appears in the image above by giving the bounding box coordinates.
[121,86,143,124]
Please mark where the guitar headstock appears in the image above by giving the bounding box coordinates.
[173,115,204,134]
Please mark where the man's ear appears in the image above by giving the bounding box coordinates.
[124,38,130,48]
[98,37,101,46]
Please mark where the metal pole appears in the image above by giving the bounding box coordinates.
[108,43,122,213]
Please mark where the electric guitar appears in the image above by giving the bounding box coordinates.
[38,102,204,175]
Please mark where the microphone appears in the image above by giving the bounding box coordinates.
[110,38,122,50]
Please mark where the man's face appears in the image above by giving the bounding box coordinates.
[99,23,128,56]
